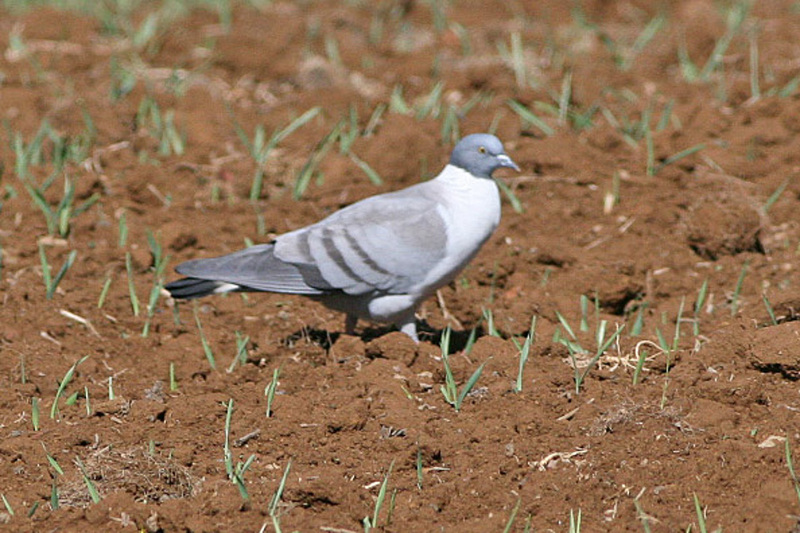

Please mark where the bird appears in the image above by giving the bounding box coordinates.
[164,133,519,342]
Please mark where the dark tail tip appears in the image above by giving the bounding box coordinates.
[164,277,224,299]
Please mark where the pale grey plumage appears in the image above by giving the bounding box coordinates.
[165,133,519,342]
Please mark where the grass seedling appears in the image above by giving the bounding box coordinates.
[730,261,748,316]
[785,438,800,508]
[169,362,178,391]
[650,143,706,176]
[223,399,255,501]
[439,327,489,411]
[692,492,709,533]
[572,3,665,71]
[749,27,760,100]
[97,275,113,309]
[364,103,386,137]
[227,331,251,372]
[141,281,162,337]
[363,460,394,533]
[268,459,292,532]
[482,307,501,337]
[634,497,652,533]
[499,32,527,88]
[657,297,685,409]
[125,252,140,316]
[118,211,128,247]
[39,245,77,300]
[74,457,101,504]
[503,498,521,533]
[692,279,709,336]
[51,355,89,419]
[232,106,321,201]
[193,305,216,370]
[512,315,537,393]
[42,444,64,476]
[507,100,555,136]
[762,293,778,326]
[554,302,625,394]
[569,508,582,533]
[141,231,169,337]
[294,121,343,200]
[678,2,749,83]
[1,494,14,516]
[24,175,99,237]
[84,386,91,416]
[415,445,423,489]
[495,178,523,214]
[264,366,281,418]
[348,152,383,186]
[763,178,790,213]
[135,96,185,157]
[107,376,115,401]
[50,481,59,510]
[31,397,40,431]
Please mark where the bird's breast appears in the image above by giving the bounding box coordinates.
[415,166,501,295]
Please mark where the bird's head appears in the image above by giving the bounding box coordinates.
[449,133,520,179]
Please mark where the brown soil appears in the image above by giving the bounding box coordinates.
[2,1,800,531]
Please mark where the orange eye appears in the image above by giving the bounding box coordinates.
[478,146,486,154]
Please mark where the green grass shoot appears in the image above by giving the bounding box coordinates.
[1,494,13,516]
[764,178,790,213]
[692,492,709,533]
[169,362,178,392]
[569,508,582,533]
[634,497,652,533]
[438,327,489,411]
[39,245,77,300]
[265,366,281,418]
[507,99,555,136]
[294,121,343,200]
[227,331,251,372]
[416,445,423,489]
[503,498,522,533]
[125,252,140,316]
[97,275,113,309]
[513,315,537,393]
[730,261,748,316]
[51,355,89,419]
[232,106,321,201]
[118,211,128,247]
[762,292,778,326]
[193,305,216,370]
[363,460,394,533]
[693,279,709,336]
[74,457,101,503]
[223,398,255,501]
[269,458,292,531]
[785,438,800,509]
[31,397,40,431]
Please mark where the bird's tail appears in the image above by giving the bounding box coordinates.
[164,278,239,299]
[164,243,326,299]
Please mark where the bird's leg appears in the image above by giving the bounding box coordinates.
[399,320,419,344]
[344,314,358,336]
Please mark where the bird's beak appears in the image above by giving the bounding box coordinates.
[497,153,520,172]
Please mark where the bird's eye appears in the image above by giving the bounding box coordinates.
[478,146,486,154]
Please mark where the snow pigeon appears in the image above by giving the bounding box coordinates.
[165,133,519,342]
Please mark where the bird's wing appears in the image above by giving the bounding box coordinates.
[274,184,449,295]
[175,243,325,295]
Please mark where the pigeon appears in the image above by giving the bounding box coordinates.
[165,133,519,342]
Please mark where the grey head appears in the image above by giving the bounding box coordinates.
[449,133,520,179]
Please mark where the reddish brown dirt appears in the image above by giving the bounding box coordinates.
[2,1,800,531]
